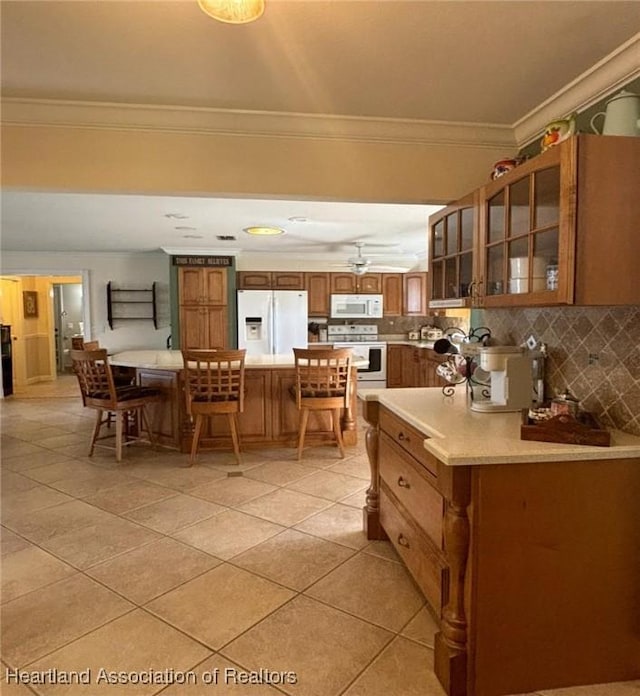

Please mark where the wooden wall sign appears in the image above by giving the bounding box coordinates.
[172,256,233,267]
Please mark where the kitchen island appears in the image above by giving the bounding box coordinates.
[359,387,640,696]
[110,350,363,454]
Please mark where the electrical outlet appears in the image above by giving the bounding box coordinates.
[588,353,600,365]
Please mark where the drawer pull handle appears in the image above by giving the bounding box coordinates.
[398,432,410,442]
[397,534,410,548]
[397,476,411,489]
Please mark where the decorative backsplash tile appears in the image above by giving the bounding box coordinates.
[479,306,640,435]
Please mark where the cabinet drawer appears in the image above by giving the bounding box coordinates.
[380,485,447,613]
[380,407,438,478]
[380,432,443,548]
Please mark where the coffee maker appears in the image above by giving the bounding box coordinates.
[470,346,534,413]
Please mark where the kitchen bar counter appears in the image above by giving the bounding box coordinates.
[111,349,368,369]
[358,386,640,696]
[359,386,640,464]
[110,350,361,453]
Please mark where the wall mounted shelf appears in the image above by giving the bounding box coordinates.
[107,282,157,329]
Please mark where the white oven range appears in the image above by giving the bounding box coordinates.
[327,324,387,389]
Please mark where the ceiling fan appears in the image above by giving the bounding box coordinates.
[332,242,414,275]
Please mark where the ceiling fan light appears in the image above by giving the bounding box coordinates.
[243,226,284,236]
[197,0,265,24]
[352,266,368,276]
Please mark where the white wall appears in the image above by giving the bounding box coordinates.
[1,251,171,353]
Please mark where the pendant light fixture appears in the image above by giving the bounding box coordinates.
[197,0,265,24]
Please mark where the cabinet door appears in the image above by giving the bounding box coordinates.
[331,273,357,293]
[382,274,403,316]
[237,272,272,289]
[180,305,227,349]
[387,345,404,387]
[358,274,382,294]
[403,273,427,316]
[273,272,305,290]
[137,369,180,447]
[204,269,228,304]
[429,193,477,309]
[207,369,271,441]
[204,306,228,348]
[271,370,331,440]
[478,142,572,307]
[305,272,331,317]
[179,268,204,305]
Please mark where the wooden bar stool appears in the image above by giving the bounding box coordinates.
[292,347,353,461]
[71,349,161,462]
[182,349,246,465]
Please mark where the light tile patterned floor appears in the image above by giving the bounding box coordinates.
[1,377,639,695]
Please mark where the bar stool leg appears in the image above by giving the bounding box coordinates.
[115,411,124,462]
[333,408,345,458]
[297,408,310,461]
[89,410,103,457]
[228,413,242,465]
[190,414,204,465]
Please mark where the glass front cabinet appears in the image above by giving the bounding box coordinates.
[477,139,576,307]
[428,192,478,309]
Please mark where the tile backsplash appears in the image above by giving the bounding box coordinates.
[479,306,640,435]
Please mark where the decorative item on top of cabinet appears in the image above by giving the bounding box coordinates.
[107,282,157,329]
[304,272,331,317]
[237,272,305,290]
[382,273,403,316]
[403,272,428,316]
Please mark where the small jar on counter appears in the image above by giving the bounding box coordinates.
[550,388,580,417]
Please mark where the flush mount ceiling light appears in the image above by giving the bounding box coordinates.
[197,0,265,24]
[243,226,285,236]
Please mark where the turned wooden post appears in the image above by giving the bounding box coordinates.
[360,399,386,540]
[435,466,471,696]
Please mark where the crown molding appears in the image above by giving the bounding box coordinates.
[513,32,640,147]
[1,97,516,150]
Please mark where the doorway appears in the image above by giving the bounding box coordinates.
[53,283,84,373]
[0,274,86,393]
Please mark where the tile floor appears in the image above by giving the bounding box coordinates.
[1,376,639,696]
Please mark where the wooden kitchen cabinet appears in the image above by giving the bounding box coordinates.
[382,273,403,315]
[236,271,272,289]
[330,273,357,293]
[479,134,640,306]
[179,267,227,306]
[178,267,228,349]
[237,271,305,290]
[386,345,404,387]
[358,273,382,293]
[387,345,444,388]
[403,272,428,315]
[428,193,477,309]
[330,272,382,294]
[363,401,640,696]
[305,272,331,316]
[180,305,228,350]
[431,135,640,308]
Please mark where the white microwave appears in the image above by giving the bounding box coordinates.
[330,294,383,319]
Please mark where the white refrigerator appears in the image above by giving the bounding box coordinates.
[237,290,308,356]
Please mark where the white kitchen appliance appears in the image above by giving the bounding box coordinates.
[470,346,533,413]
[328,324,387,389]
[237,290,308,356]
[330,294,383,319]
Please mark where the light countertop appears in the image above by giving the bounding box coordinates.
[359,387,640,465]
[111,349,369,370]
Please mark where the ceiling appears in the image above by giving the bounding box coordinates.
[2,1,639,263]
